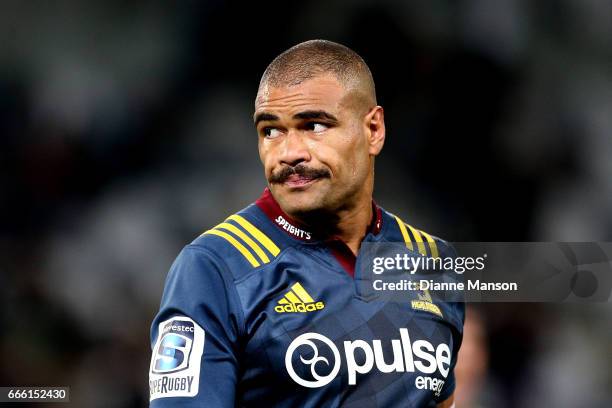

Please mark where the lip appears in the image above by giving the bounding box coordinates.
[283,175,320,189]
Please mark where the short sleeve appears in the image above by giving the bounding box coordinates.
[149,246,243,407]
[434,300,465,404]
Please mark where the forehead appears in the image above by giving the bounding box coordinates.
[255,75,348,117]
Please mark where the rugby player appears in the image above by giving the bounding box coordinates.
[149,40,464,407]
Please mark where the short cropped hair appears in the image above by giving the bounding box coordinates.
[259,39,376,104]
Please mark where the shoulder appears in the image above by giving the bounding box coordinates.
[187,204,286,279]
[379,207,465,329]
[380,208,452,259]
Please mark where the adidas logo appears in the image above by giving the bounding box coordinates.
[275,282,325,313]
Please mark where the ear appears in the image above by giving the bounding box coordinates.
[364,106,385,156]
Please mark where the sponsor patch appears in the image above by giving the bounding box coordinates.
[411,285,443,317]
[275,282,325,313]
[149,316,205,400]
[285,328,451,391]
[274,215,312,240]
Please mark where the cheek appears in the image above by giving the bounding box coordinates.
[258,142,272,173]
[323,142,361,180]
[349,150,372,186]
[257,138,265,161]
[342,128,369,175]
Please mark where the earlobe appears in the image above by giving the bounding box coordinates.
[367,106,385,156]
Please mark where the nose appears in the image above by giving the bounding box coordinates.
[279,130,311,167]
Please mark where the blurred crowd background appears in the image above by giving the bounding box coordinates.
[1,0,611,407]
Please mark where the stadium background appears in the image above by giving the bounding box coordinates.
[1,1,611,407]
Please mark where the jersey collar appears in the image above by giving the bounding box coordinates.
[255,187,383,243]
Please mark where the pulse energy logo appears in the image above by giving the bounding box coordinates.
[285,329,450,396]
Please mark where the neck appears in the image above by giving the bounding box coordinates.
[291,193,373,256]
[330,199,373,255]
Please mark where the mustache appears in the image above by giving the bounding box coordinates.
[269,164,331,184]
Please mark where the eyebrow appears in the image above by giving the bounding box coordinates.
[253,112,279,126]
[254,110,339,126]
[293,110,339,123]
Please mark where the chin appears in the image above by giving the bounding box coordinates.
[283,199,322,216]
[277,190,327,216]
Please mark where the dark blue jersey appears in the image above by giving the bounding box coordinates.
[149,189,464,407]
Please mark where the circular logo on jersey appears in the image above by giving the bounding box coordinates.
[285,333,341,388]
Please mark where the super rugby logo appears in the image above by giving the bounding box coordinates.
[285,329,450,396]
[152,321,195,374]
[149,316,205,400]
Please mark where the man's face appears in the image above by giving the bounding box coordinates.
[255,74,382,218]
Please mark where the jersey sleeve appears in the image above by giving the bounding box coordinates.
[433,300,465,404]
[433,240,466,404]
[149,245,244,407]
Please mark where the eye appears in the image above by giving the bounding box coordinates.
[263,127,282,139]
[306,122,329,133]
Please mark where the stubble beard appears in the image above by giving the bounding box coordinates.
[275,179,365,236]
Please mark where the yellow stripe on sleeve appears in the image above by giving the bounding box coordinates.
[406,224,427,256]
[228,215,281,257]
[291,282,315,303]
[393,215,414,251]
[215,222,270,264]
[203,229,260,267]
[418,230,439,259]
